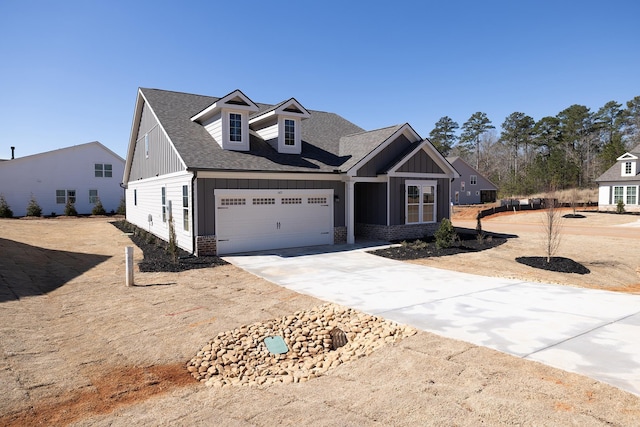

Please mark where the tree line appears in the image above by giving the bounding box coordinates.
[429,96,640,196]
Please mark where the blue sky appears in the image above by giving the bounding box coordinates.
[1,1,638,160]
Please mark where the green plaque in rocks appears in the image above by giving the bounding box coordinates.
[264,336,288,354]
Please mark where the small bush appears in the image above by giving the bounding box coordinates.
[435,218,457,249]
[26,195,42,217]
[0,194,13,218]
[64,200,78,216]
[116,198,126,215]
[616,199,625,214]
[92,199,107,215]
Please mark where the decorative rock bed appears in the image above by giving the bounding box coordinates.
[187,303,416,388]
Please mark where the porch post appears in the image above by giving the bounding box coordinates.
[346,180,355,244]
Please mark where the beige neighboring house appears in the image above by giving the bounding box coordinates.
[0,141,125,217]
[596,143,640,212]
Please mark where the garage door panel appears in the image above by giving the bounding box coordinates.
[215,190,334,255]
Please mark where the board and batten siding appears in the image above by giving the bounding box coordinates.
[356,134,413,177]
[125,172,194,253]
[397,149,444,174]
[196,177,345,235]
[128,101,185,181]
[389,177,450,225]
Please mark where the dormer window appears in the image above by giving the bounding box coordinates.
[190,89,259,151]
[229,113,242,142]
[625,161,632,175]
[284,119,295,146]
[249,98,310,155]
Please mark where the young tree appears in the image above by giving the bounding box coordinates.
[542,195,563,263]
[0,194,13,218]
[26,195,42,217]
[428,116,459,156]
[460,112,494,170]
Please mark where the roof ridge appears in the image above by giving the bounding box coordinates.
[342,124,403,138]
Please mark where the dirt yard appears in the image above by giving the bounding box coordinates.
[1,215,640,426]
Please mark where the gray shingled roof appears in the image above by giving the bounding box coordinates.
[595,144,640,182]
[139,88,397,173]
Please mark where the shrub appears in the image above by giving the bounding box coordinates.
[0,194,13,218]
[616,199,625,214]
[64,200,78,216]
[92,199,107,215]
[26,195,42,217]
[116,198,126,215]
[435,218,457,249]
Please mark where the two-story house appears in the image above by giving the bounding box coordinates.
[447,156,498,205]
[122,88,459,255]
[0,141,125,217]
[596,144,640,212]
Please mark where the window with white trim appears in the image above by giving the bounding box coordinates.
[627,186,637,205]
[89,189,99,203]
[161,187,167,222]
[134,189,137,206]
[624,161,632,175]
[613,186,624,204]
[406,181,436,224]
[182,185,189,231]
[57,190,76,204]
[470,175,477,185]
[95,163,112,178]
[145,134,149,158]
[284,119,295,146]
[461,181,465,191]
[229,113,242,142]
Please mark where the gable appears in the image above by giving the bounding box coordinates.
[356,133,415,177]
[397,149,445,174]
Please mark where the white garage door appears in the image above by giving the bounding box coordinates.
[215,189,334,255]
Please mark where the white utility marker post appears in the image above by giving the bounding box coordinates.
[125,246,134,287]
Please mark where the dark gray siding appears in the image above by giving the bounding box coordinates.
[355,182,387,225]
[128,101,185,181]
[196,177,345,235]
[397,149,444,173]
[356,135,413,177]
[389,177,450,225]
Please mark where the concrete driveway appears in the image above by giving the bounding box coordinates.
[224,243,640,396]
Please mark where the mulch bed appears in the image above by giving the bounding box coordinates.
[111,220,227,272]
[370,229,513,261]
[516,257,590,274]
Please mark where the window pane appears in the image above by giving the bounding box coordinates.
[407,205,419,223]
[182,185,188,207]
[56,190,66,204]
[423,204,434,221]
[104,164,112,178]
[95,164,103,178]
[230,113,242,141]
[407,186,419,203]
[284,119,295,146]
[183,209,189,231]
[627,186,637,205]
[422,186,434,204]
[614,186,624,203]
[68,190,76,204]
[89,189,98,203]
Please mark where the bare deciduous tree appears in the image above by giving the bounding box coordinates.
[542,195,563,263]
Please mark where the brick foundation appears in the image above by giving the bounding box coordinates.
[356,222,439,242]
[196,235,217,256]
[334,226,347,244]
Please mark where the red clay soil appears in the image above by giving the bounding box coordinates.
[0,364,196,426]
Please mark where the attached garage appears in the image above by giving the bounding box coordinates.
[214,189,334,255]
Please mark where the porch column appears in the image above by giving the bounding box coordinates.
[346,180,355,244]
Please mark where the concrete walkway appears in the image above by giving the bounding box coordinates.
[224,243,640,396]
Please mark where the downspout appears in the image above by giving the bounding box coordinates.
[190,171,197,256]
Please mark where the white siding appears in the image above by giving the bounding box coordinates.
[125,171,194,253]
[599,185,610,206]
[202,112,223,148]
[255,122,279,151]
[0,142,125,217]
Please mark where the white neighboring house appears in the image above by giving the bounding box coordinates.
[0,141,125,217]
[595,143,640,212]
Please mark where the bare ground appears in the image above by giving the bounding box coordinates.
[1,216,640,426]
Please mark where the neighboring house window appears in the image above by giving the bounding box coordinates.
[56,190,66,204]
[284,119,295,146]
[134,189,137,206]
[145,134,149,158]
[624,161,632,175]
[461,181,465,191]
[613,186,624,204]
[161,187,167,222]
[67,190,76,204]
[406,181,436,224]
[182,185,189,231]
[89,190,99,203]
[470,175,477,185]
[626,186,637,205]
[95,164,112,178]
[229,113,242,142]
